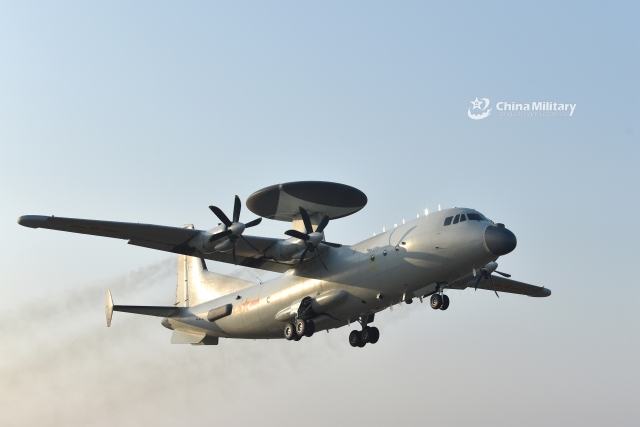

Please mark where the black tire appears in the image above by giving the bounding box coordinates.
[284,323,296,340]
[368,327,380,344]
[293,334,302,341]
[440,294,450,311]
[304,320,315,337]
[349,330,362,347]
[430,294,442,309]
[295,319,306,337]
[361,326,371,343]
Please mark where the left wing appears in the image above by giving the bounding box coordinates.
[18,215,293,273]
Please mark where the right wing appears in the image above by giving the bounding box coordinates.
[474,275,551,297]
[449,270,551,297]
[18,215,293,273]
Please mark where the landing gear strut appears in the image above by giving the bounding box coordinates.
[348,315,379,348]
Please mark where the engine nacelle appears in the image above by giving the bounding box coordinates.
[188,225,230,254]
[264,239,313,262]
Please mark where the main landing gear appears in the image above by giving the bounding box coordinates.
[348,315,379,348]
[284,319,316,341]
[430,293,449,310]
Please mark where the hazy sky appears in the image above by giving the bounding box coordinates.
[1,2,638,426]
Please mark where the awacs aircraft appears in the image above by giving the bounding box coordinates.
[17,181,550,347]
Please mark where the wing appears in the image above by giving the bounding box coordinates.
[18,215,293,273]
[476,276,550,297]
[450,273,551,297]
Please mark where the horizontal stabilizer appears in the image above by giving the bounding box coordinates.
[171,330,205,344]
[113,305,181,317]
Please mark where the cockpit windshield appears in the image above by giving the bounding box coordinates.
[444,212,491,226]
[466,213,484,221]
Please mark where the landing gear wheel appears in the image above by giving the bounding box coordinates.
[440,294,450,310]
[349,330,363,347]
[295,319,306,337]
[368,327,380,344]
[284,323,296,340]
[430,294,442,309]
[293,334,302,341]
[361,326,372,343]
[304,320,315,337]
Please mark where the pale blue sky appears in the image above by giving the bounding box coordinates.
[1,2,638,426]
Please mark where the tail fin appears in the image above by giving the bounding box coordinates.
[175,227,256,307]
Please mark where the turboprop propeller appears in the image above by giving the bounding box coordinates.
[474,267,512,298]
[284,207,341,271]
[208,195,262,264]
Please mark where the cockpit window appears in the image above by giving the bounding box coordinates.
[453,214,460,224]
[460,214,467,222]
[467,213,483,221]
[443,216,453,226]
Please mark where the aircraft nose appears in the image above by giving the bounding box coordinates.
[484,224,517,256]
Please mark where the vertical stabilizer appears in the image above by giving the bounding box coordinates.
[175,232,257,307]
[175,225,195,307]
[176,252,209,307]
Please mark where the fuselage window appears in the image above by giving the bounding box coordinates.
[444,216,453,226]
[460,214,467,222]
[453,214,460,224]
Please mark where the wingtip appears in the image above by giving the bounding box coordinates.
[530,287,551,297]
[17,215,48,228]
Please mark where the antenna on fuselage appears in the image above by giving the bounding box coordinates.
[438,204,441,211]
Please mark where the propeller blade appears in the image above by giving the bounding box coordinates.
[317,249,328,271]
[208,229,232,244]
[474,273,484,291]
[489,274,500,298]
[245,217,262,228]
[316,214,330,233]
[320,241,342,248]
[285,230,309,240]
[209,206,232,227]
[233,195,241,223]
[299,247,309,265]
[495,270,511,278]
[298,207,313,234]
[240,235,260,252]
[232,242,237,265]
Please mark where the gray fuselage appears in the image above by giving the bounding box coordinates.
[167,208,507,339]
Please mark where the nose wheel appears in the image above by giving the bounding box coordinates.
[430,294,449,310]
